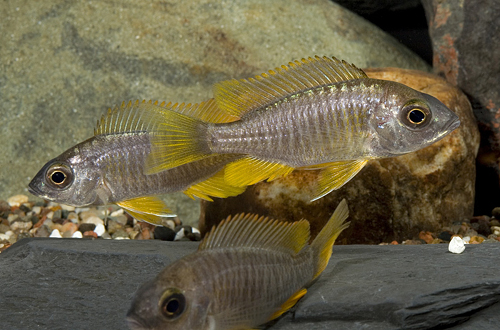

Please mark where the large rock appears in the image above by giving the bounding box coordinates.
[0,0,429,226]
[200,68,479,244]
[0,238,498,329]
[421,0,500,215]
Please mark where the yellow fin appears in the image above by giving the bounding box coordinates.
[184,168,247,201]
[94,100,166,135]
[116,196,175,226]
[311,159,369,201]
[224,157,295,187]
[213,55,368,118]
[199,213,310,254]
[166,98,240,123]
[144,109,213,174]
[310,199,350,280]
[268,288,307,321]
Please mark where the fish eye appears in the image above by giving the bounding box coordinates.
[46,164,74,189]
[159,288,186,320]
[401,102,431,129]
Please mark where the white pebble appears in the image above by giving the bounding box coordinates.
[7,194,29,207]
[449,236,466,254]
[174,229,185,241]
[60,204,76,211]
[49,229,62,238]
[0,233,10,241]
[82,215,104,226]
[113,236,130,240]
[492,226,500,236]
[94,223,106,237]
[31,206,42,215]
[72,231,83,238]
[462,236,471,243]
[192,227,200,235]
[110,209,124,217]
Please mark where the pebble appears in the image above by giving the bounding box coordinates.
[154,226,176,241]
[449,236,466,254]
[7,195,29,207]
[10,219,33,232]
[491,226,500,236]
[81,215,104,226]
[78,223,96,233]
[83,231,98,239]
[94,224,106,237]
[49,229,62,238]
[72,231,83,238]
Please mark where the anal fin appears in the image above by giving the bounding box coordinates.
[184,169,247,201]
[310,159,368,201]
[224,157,295,187]
[268,288,307,321]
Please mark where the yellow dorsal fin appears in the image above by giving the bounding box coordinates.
[116,196,175,226]
[166,98,240,123]
[268,288,307,321]
[309,159,369,201]
[184,168,247,201]
[94,100,167,136]
[223,157,295,187]
[310,199,350,280]
[199,213,310,254]
[213,55,368,118]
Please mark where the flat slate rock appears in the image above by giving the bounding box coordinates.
[0,238,499,330]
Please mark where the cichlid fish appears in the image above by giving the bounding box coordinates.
[144,56,460,200]
[126,199,350,330]
[28,100,244,225]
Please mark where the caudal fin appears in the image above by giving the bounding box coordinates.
[310,199,350,280]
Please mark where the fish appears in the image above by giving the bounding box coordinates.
[126,199,350,330]
[143,56,461,200]
[28,100,245,225]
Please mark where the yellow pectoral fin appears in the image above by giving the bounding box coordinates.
[224,157,295,187]
[268,288,307,321]
[184,170,247,201]
[311,159,369,201]
[117,196,175,226]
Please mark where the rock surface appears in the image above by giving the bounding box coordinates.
[0,0,429,226]
[200,68,480,244]
[0,238,498,329]
[421,0,500,215]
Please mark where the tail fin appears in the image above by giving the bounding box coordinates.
[144,109,213,174]
[310,199,350,280]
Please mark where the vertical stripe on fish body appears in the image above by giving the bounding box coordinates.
[144,56,460,200]
[127,200,350,330]
[28,100,245,225]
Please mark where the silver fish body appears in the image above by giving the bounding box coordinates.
[28,132,237,207]
[208,79,459,166]
[127,200,350,330]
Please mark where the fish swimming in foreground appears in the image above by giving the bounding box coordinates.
[28,100,244,225]
[143,56,460,200]
[127,199,350,330]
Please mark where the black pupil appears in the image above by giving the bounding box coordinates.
[51,171,66,184]
[409,109,425,123]
[166,299,179,314]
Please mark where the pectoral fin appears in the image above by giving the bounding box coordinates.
[268,288,307,321]
[224,157,295,187]
[311,159,368,201]
[117,196,175,226]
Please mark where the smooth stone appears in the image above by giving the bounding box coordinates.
[6,195,29,207]
[0,240,498,329]
[49,229,62,238]
[153,226,176,241]
[200,68,479,243]
[81,216,104,226]
[2,0,429,226]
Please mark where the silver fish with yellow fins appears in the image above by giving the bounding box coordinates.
[127,199,350,330]
[28,100,244,225]
[144,56,460,200]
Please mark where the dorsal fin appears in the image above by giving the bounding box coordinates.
[199,213,310,255]
[213,55,368,118]
[94,100,165,135]
[164,98,240,123]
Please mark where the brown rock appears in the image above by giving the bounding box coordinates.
[199,68,479,244]
[419,231,435,244]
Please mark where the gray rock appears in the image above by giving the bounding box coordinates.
[0,238,498,329]
[1,0,429,227]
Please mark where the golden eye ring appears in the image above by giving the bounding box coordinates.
[401,102,431,129]
[46,164,74,189]
[159,288,186,320]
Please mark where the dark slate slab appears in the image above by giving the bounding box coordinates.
[0,238,499,330]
